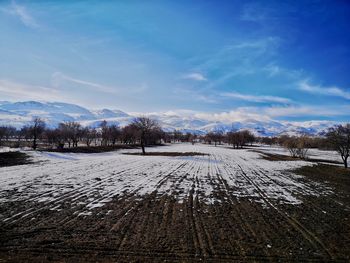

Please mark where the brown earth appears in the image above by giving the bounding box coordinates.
[253,150,343,165]
[0,151,32,167]
[1,163,349,262]
[123,152,209,157]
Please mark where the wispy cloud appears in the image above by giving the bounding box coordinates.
[172,87,217,104]
[8,1,40,29]
[227,37,280,52]
[263,63,303,79]
[0,79,62,101]
[221,92,291,104]
[194,109,271,123]
[299,81,350,100]
[264,105,350,118]
[182,73,207,81]
[51,72,119,94]
[194,104,350,124]
[187,37,281,88]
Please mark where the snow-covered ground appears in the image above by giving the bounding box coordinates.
[0,144,333,221]
[255,145,341,163]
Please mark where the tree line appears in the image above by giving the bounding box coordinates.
[0,117,164,154]
[0,118,349,167]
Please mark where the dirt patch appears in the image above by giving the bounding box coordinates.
[254,150,343,165]
[1,146,349,262]
[254,150,298,161]
[1,168,350,262]
[45,145,140,153]
[292,163,350,198]
[123,152,209,157]
[0,151,32,167]
[1,191,349,262]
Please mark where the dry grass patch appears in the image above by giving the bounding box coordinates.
[293,163,350,193]
[123,152,208,157]
[0,151,32,167]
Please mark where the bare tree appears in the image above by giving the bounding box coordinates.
[81,127,96,147]
[283,135,310,159]
[122,124,138,144]
[296,135,309,159]
[109,124,121,145]
[131,117,160,155]
[327,124,350,168]
[0,126,16,146]
[28,117,46,150]
[242,130,255,146]
[227,130,255,149]
[172,130,182,143]
[58,122,82,147]
[209,129,224,146]
[100,120,109,146]
[0,127,6,146]
[283,137,299,158]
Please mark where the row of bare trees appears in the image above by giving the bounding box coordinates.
[1,118,349,166]
[281,135,310,159]
[255,124,350,168]
[203,129,255,148]
[0,117,163,154]
[327,124,350,168]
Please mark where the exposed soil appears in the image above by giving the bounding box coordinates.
[254,150,343,165]
[0,151,32,167]
[253,151,299,161]
[1,180,349,262]
[292,163,350,205]
[123,152,209,157]
[1,146,349,262]
[44,145,140,153]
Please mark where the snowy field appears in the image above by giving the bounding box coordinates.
[0,144,332,221]
[1,143,349,261]
[255,144,341,163]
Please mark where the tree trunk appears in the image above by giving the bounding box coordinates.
[141,135,146,155]
[344,156,348,168]
[33,135,37,150]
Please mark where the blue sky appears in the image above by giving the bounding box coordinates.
[0,0,349,122]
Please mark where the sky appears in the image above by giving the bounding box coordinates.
[0,0,350,122]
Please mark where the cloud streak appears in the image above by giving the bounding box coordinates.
[51,72,119,94]
[299,81,350,100]
[0,79,62,101]
[10,1,39,29]
[182,73,207,81]
[221,92,291,104]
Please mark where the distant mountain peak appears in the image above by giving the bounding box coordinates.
[0,100,337,136]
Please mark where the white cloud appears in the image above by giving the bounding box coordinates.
[182,73,207,81]
[221,92,291,104]
[9,1,39,29]
[52,72,148,95]
[51,72,119,94]
[263,64,303,79]
[0,79,62,101]
[194,109,271,123]
[161,104,350,124]
[299,81,350,100]
[227,37,280,51]
[264,105,350,118]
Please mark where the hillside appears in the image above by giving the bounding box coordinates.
[0,101,336,136]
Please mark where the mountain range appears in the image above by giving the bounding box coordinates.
[0,101,336,136]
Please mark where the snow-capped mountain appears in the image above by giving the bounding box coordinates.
[0,101,337,136]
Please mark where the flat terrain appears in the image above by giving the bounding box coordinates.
[0,144,349,262]
[0,151,32,167]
